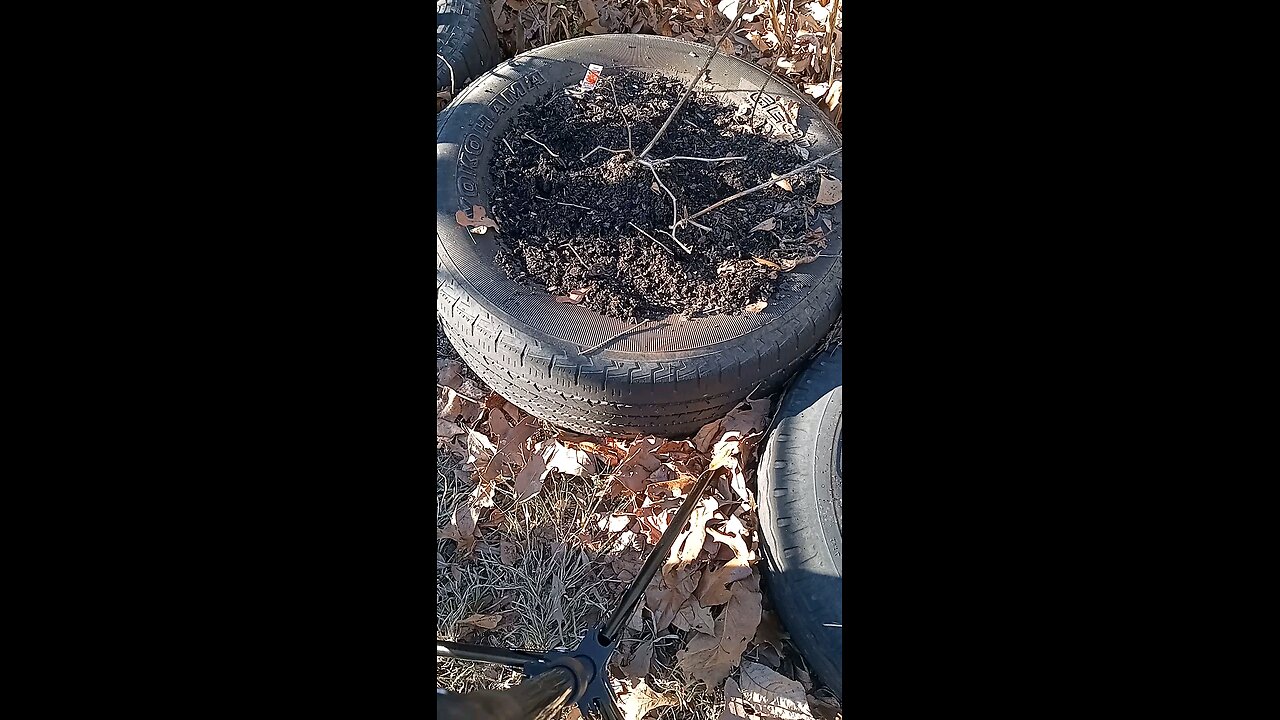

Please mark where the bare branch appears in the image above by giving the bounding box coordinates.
[660,229,693,255]
[648,165,687,253]
[522,132,564,165]
[644,155,748,167]
[682,148,842,225]
[638,15,742,158]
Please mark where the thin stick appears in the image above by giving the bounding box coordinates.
[682,148,841,225]
[436,53,455,97]
[686,217,712,232]
[660,229,693,255]
[502,137,514,154]
[638,15,741,158]
[649,165,680,243]
[749,72,770,124]
[523,132,563,162]
[608,78,634,155]
[579,320,652,356]
[562,242,589,267]
[535,195,591,210]
[629,222,675,256]
[644,155,747,167]
[581,146,630,161]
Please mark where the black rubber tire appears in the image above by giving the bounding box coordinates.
[436,0,504,97]
[436,35,842,437]
[756,345,842,701]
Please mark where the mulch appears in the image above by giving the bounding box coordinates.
[487,71,833,323]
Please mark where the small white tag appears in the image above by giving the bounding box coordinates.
[580,63,603,90]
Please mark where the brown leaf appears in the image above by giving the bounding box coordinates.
[577,0,598,22]
[613,440,664,492]
[752,256,780,269]
[673,598,716,635]
[459,613,503,629]
[744,301,768,313]
[814,176,842,206]
[622,638,654,679]
[770,173,793,191]
[455,204,498,229]
[721,677,754,720]
[807,694,842,720]
[646,563,700,632]
[697,516,753,606]
[479,416,539,482]
[544,441,592,476]
[749,217,777,232]
[437,504,481,554]
[753,608,787,649]
[720,582,762,661]
[619,679,678,720]
[738,661,816,720]
[676,498,719,564]
[437,418,466,439]
[512,442,549,501]
[554,287,588,303]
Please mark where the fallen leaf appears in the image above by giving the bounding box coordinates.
[479,416,539,482]
[437,418,466,439]
[744,301,768,313]
[499,539,518,566]
[673,598,716,635]
[752,257,780,269]
[459,613,503,629]
[753,608,787,649]
[697,515,753,606]
[814,177,842,206]
[619,679,678,720]
[722,677,754,720]
[770,173,793,191]
[554,287,589,304]
[545,441,592,476]
[512,443,549,501]
[807,694,842,720]
[623,638,654,679]
[676,498,719,564]
[627,601,646,632]
[577,0,598,22]
[738,661,816,720]
[613,440,665,492]
[749,217,776,233]
[455,204,498,229]
[437,504,481,554]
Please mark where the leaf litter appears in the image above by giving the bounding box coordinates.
[439,178,839,719]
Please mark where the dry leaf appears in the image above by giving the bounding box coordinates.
[738,662,816,720]
[807,694,842,720]
[459,613,503,629]
[613,440,664,492]
[545,441,592,476]
[512,443,549,501]
[623,638,654,679]
[744,301,768,313]
[675,583,759,688]
[437,504,481,554]
[770,173,793,191]
[577,0,598,22]
[722,677,754,720]
[455,204,498,229]
[676,498,719,564]
[479,416,539,482]
[554,287,589,304]
[752,256,780,269]
[814,176,842,206]
[753,609,787,649]
[697,515,753,606]
[749,217,777,233]
[619,679,678,720]
[673,598,716,635]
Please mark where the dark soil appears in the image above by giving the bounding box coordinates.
[487,71,834,323]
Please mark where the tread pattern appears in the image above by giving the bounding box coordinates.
[436,0,504,96]
[756,346,843,700]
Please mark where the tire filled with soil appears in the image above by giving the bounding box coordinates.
[437,35,842,437]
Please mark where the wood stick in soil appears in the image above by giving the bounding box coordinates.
[637,14,742,159]
[628,222,675,256]
[682,148,842,225]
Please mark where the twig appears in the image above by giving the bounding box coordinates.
[644,155,748,167]
[608,77,634,155]
[436,53,455,97]
[562,242,589,267]
[686,217,712,232]
[749,72,770,124]
[648,165,686,253]
[579,320,653,356]
[660,229,693,255]
[629,222,675,256]
[581,146,631,161]
[502,137,514,155]
[535,195,591,210]
[682,148,842,225]
[522,132,564,164]
[637,15,742,158]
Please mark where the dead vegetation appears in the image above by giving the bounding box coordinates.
[437,357,843,719]
[438,0,843,132]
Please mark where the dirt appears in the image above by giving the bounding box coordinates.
[486,71,835,323]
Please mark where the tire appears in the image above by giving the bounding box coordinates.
[756,345,842,701]
[436,35,842,437]
[436,0,504,97]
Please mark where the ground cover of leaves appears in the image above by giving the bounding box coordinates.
[436,355,843,720]
[438,0,843,134]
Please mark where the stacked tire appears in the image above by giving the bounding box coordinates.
[436,0,504,101]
